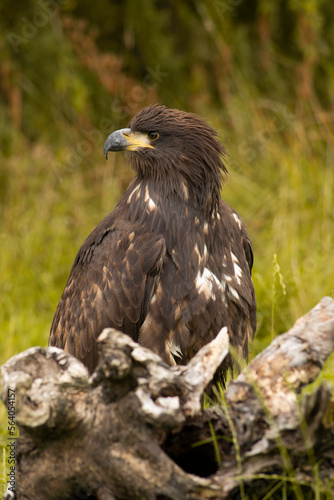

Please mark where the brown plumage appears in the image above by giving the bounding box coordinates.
[49,105,256,381]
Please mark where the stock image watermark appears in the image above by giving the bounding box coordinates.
[51,64,169,177]
[6,0,70,53]
[214,0,244,20]
[5,388,17,496]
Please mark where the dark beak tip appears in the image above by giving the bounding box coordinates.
[103,128,131,157]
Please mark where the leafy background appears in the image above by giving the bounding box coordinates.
[0,0,334,496]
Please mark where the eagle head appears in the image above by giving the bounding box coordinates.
[104,105,228,211]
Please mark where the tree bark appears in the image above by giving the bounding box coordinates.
[1,297,334,499]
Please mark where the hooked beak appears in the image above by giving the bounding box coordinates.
[104,128,154,159]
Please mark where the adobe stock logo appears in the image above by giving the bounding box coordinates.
[6,0,69,54]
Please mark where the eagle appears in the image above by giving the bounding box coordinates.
[49,105,256,383]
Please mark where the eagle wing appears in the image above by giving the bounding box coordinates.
[49,215,166,373]
[137,198,256,369]
[216,200,256,357]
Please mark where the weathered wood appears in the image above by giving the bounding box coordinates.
[1,297,334,499]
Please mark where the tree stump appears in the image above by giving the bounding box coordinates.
[1,297,334,499]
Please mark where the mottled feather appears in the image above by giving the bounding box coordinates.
[49,105,256,382]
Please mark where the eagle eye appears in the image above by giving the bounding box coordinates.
[147,131,159,141]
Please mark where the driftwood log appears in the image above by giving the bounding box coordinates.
[1,296,334,499]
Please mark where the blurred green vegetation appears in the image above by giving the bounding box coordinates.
[1,0,334,496]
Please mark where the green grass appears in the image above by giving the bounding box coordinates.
[223,100,334,351]
[0,94,333,497]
